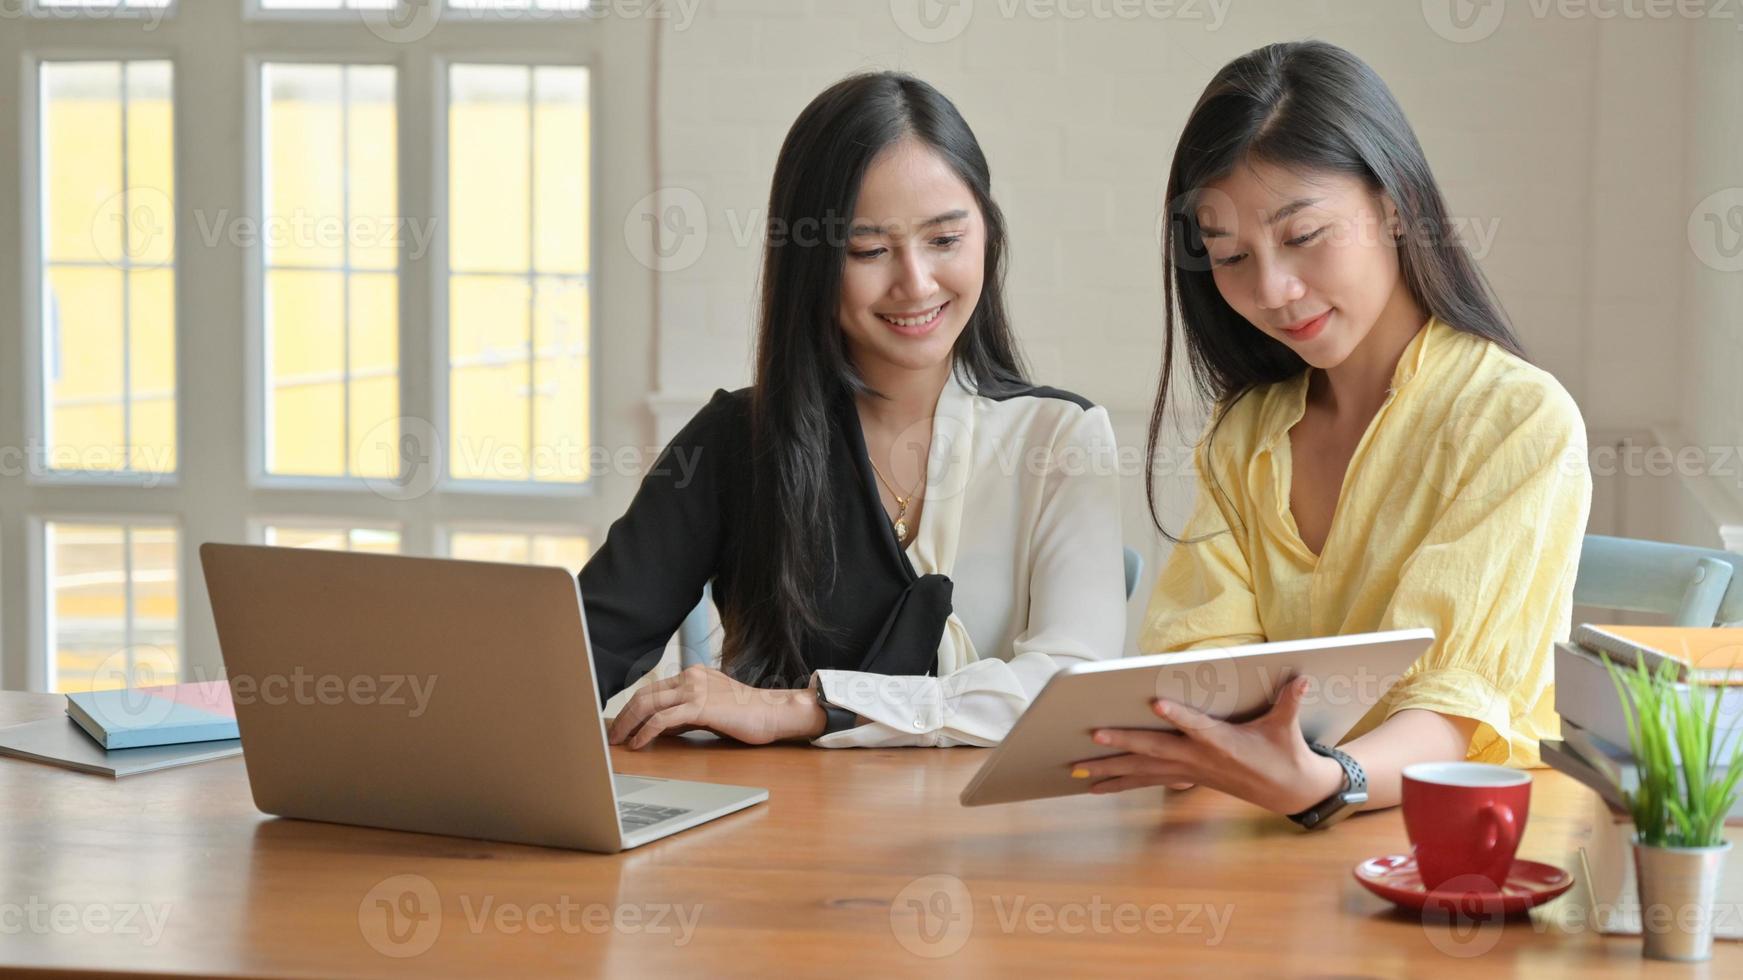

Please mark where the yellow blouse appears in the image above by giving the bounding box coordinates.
[1139,316,1593,767]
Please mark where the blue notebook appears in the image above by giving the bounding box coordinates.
[65,681,239,750]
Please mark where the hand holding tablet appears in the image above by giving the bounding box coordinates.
[958,629,1434,807]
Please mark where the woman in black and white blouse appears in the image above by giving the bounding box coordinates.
[582,72,1126,749]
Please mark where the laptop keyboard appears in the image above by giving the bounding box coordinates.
[618,801,692,832]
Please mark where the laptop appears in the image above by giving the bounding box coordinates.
[199,543,766,852]
[959,628,1434,807]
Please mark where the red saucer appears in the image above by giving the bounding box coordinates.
[1353,854,1574,915]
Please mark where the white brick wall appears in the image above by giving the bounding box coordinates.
[632,1,1740,642]
[1676,18,1743,551]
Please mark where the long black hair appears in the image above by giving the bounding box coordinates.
[722,71,1028,687]
[1147,40,1526,539]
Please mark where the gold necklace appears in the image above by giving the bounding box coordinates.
[866,454,921,542]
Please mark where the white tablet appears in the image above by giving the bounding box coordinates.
[958,628,1434,807]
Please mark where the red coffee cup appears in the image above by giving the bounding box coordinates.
[1400,761,1531,892]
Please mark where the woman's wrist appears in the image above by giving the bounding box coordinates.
[1280,746,1350,815]
[784,688,829,741]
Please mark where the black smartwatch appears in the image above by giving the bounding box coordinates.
[813,681,857,736]
[1287,742,1367,830]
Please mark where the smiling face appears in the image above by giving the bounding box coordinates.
[1196,161,1406,370]
[836,138,985,381]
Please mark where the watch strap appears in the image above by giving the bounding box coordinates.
[1287,742,1367,830]
[814,683,857,736]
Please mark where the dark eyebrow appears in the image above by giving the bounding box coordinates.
[849,209,971,237]
[1198,197,1323,238]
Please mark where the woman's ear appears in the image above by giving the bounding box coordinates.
[1379,193,1404,246]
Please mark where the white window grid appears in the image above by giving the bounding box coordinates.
[2,4,647,693]
[247,515,404,551]
[33,514,185,694]
[444,62,593,490]
[33,57,179,487]
[259,61,398,481]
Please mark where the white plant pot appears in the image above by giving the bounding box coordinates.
[1632,839,1732,962]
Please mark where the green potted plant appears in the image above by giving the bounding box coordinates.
[1605,655,1743,961]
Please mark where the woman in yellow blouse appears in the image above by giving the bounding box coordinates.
[1073,41,1592,823]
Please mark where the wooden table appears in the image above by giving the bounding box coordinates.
[0,691,1732,977]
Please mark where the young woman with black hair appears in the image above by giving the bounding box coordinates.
[582,72,1126,750]
[1074,41,1592,824]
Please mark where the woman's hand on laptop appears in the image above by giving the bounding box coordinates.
[607,666,827,749]
[1067,676,1347,815]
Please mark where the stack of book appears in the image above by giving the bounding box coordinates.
[1544,624,1743,938]
[0,680,242,777]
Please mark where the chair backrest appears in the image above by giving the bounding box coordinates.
[1574,534,1743,627]
[678,584,715,669]
[679,547,1151,668]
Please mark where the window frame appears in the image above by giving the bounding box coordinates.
[22,50,187,491]
[241,2,609,26]
[431,52,601,498]
[31,512,186,694]
[439,519,592,571]
[245,50,405,494]
[241,0,394,22]
[2,6,654,692]
[23,0,178,22]
[248,514,405,551]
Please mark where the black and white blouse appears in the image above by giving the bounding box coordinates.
[580,371,1127,747]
